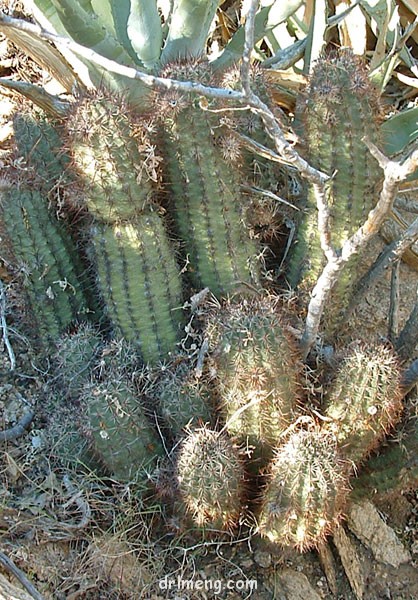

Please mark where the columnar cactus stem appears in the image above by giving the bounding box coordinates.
[323,342,403,466]
[90,214,183,364]
[258,429,350,551]
[0,187,91,343]
[287,49,383,326]
[175,425,245,529]
[207,296,301,467]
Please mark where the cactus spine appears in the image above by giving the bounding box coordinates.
[13,112,71,194]
[323,343,403,466]
[175,426,245,529]
[91,214,183,364]
[0,187,91,343]
[159,65,260,297]
[207,297,301,467]
[258,429,349,551]
[69,92,155,222]
[288,50,382,317]
[83,379,163,482]
[151,360,213,438]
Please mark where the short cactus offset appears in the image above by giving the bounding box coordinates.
[82,379,164,482]
[0,187,91,343]
[68,91,156,222]
[323,342,403,466]
[13,112,71,194]
[158,62,260,298]
[150,359,213,438]
[287,49,383,319]
[207,297,301,467]
[51,323,102,398]
[175,425,245,529]
[258,428,350,551]
[90,213,183,364]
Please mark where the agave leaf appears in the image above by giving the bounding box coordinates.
[0,78,70,117]
[381,107,418,155]
[360,0,415,70]
[47,0,134,66]
[160,0,219,64]
[303,0,328,73]
[127,0,163,69]
[212,0,303,71]
[0,11,79,93]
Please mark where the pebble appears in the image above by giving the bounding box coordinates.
[254,550,272,569]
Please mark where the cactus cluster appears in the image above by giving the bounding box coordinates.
[1,43,411,556]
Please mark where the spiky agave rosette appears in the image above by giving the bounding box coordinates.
[175,425,246,530]
[207,296,302,468]
[322,342,403,467]
[287,49,383,332]
[156,61,260,298]
[258,428,350,551]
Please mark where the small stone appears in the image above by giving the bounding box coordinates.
[347,501,411,568]
[279,570,322,600]
[254,550,272,568]
[240,558,253,569]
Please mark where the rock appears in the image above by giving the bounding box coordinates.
[278,569,323,600]
[347,501,411,567]
[254,550,272,569]
[333,525,365,600]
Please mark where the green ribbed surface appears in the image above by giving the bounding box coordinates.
[1,188,90,343]
[70,94,154,222]
[163,104,260,297]
[288,50,382,308]
[153,361,213,437]
[259,430,349,551]
[13,112,71,192]
[208,298,301,468]
[91,213,183,364]
[175,426,245,529]
[323,343,403,466]
[84,380,163,482]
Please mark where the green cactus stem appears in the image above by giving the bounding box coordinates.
[351,403,418,501]
[90,213,183,364]
[13,111,71,194]
[175,425,245,529]
[287,49,383,322]
[158,65,260,298]
[258,429,350,551]
[0,187,91,343]
[323,343,403,467]
[68,92,156,222]
[51,323,102,399]
[207,297,301,468]
[150,359,213,438]
[82,379,164,482]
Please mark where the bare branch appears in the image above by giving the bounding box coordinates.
[0,551,45,600]
[0,280,16,371]
[300,145,418,359]
[240,0,259,98]
[0,410,34,443]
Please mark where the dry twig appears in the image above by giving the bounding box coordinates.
[0,279,16,371]
[0,551,45,600]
